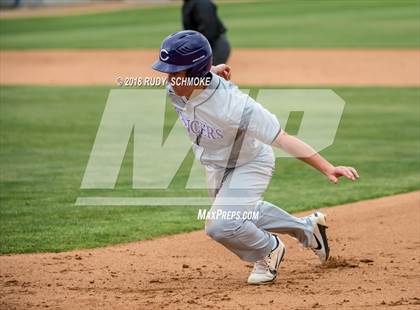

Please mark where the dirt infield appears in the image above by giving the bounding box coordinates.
[1,191,419,309]
[1,49,419,86]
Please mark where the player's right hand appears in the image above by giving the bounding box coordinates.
[211,64,231,80]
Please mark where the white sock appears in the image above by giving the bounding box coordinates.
[271,235,279,251]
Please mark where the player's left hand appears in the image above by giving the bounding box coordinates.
[326,166,359,184]
[211,64,231,80]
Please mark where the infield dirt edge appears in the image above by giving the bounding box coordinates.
[1,191,419,309]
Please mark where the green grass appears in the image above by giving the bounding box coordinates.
[0,86,419,254]
[0,0,418,49]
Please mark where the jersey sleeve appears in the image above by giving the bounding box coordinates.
[243,96,281,145]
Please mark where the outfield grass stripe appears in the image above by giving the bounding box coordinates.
[74,196,268,206]
[0,0,418,49]
[75,197,213,206]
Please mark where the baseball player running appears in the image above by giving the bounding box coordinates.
[152,31,359,285]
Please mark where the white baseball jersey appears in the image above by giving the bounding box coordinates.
[167,73,281,169]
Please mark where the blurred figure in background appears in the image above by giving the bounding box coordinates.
[0,0,20,8]
[182,0,230,65]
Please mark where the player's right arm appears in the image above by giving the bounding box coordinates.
[272,131,359,184]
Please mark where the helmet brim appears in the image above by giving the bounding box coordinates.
[152,60,193,73]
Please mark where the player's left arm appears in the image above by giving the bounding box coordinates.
[272,131,359,184]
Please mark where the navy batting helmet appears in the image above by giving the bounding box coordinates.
[152,30,212,78]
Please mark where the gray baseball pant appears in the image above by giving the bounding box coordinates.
[204,148,315,262]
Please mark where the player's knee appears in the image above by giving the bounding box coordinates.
[205,219,232,242]
[205,220,223,241]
